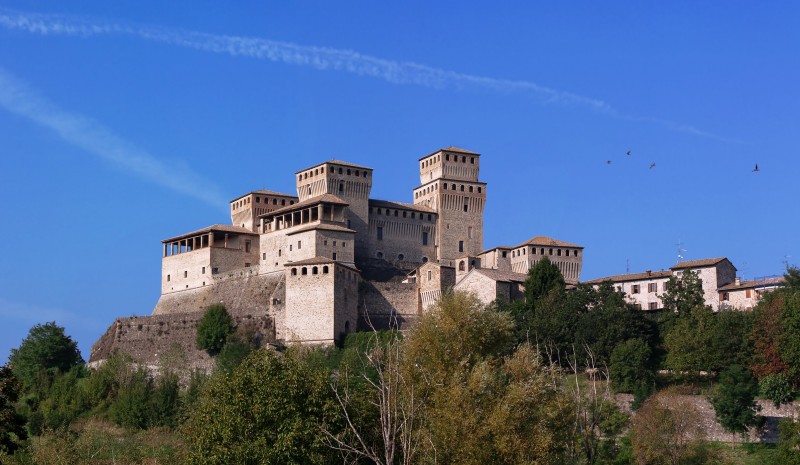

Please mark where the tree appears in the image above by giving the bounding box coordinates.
[0,365,27,455]
[750,292,790,379]
[630,390,707,465]
[8,321,84,389]
[195,304,234,356]
[708,309,753,372]
[778,287,800,379]
[524,256,566,304]
[663,305,716,375]
[759,374,794,408]
[660,270,706,315]
[712,364,761,434]
[609,339,654,399]
[182,350,340,465]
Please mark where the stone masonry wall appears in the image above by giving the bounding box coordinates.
[89,311,275,372]
[358,279,418,330]
[153,271,283,316]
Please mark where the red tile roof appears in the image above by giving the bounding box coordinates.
[420,146,480,160]
[162,224,256,243]
[258,194,349,218]
[583,270,672,285]
[718,276,785,291]
[515,236,583,249]
[671,257,733,270]
[369,199,437,214]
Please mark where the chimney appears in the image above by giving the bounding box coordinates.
[735,277,741,286]
[646,270,651,277]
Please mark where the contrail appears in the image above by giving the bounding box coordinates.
[0,8,738,142]
[0,68,229,210]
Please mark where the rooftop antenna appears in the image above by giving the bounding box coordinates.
[676,240,687,264]
[784,255,792,270]
[626,258,630,274]
[739,261,749,281]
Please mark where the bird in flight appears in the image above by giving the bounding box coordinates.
[753,164,760,172]
[626,150,631,156]
[607,160,612,165]
[649,163,656,169]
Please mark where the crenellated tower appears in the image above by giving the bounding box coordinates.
[296,160,373,257]
[412,147,485,264]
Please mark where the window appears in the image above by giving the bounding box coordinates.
[312,266,318,275]
[245,240,251,252]
[273,198,278,205]
[632,284,641,294]
[422,231,429,245]
[278,249,282,257]
[402,211,407,218]
[184,271,188,278]
[289,244,292,251]
[502,251,507,258]
[167,274,170,282]
[468,227,472,239]
[443,184,447,190]
[332,252,337,261]
[339,183,344,192]
[459,261,466,271]
[459,241,464,253]
[460,185,465,192]
[428,270,432,280]
[557,249,562,256]
[634,303,643,311]
[323,266,329,273]
[301,267,308,275]
[324,240,328,246]
[398,254,405,261]
[469,186,473,193]
[463,204,468,212]
[377,227,383,240]
[245,263,251,268]
[347,169,351,175]
[377,251,384,259]
[297,240,302,249]
[422,256,428,263]
[333,241,337,246]
[565,250,569,257]
[746,289,752,298]
[255,197,260,203]
[471,157,475,164]
[202,267,206,274]
[212,267,219,274]
[648,283,657,293]
[549,248,553,255]
[540,248,545,255]
[662,282,668,291]
[291,268,297,276]
[478,187,482,193]
[649,302,658,310]
[722,292,730,301]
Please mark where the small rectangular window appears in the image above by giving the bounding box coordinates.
[459,241,464,253]
[632,284,640,294]
[746,289,752,298]
[648,283,657,293]
[245,240,252,253]
[167,274,170,282]
[278,249,282,257]
[297,240,301,249]
[333,252,337,260]
[184,271,188,278]
[377,227,383,240]
[245,263,251,268]
[422,231,429,245]
[649,302,658,310]
[202,267,206,274]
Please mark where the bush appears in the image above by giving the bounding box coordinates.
[9,322,84,390]
[712,365,761,434]
[760,374,795,408]
[196,305,233,356]
[610,338,654,396]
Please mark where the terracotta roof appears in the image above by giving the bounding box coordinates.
[671,257,733,270]
[369,199,436,214]
[420,146,480,160]
[515,236,583,249]
[296,160,373,173]
[284,256,359,272]
[230,190,297,203]
[286,223,356,235]
[259,194,349,218]
[161,224,256,243]
[479,246,513,255]
[472,268,528,283]
[718,276,786,291]
[583,270,672,285]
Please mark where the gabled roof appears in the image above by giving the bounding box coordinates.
[296,160,373,173]
[259,194,349,218]
[284,256,359,272]
[479,246,514,255]
[369,199,436,214]
[420,146,480,160]
[162,224,256,243]
[229,190,297,203]
[515,236,583,249]
[718,276,785,291]
[671,257,734,271]
[583,270,672,285]
[286,223,356,235]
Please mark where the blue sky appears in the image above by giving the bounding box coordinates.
[1,2,798,360]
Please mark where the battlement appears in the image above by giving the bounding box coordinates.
[419,147,481,184]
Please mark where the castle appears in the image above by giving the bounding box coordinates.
[89,147,785,369]
[90,147,583,367]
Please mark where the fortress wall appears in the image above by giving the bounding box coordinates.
[162,248,211,294]
[152,271,283,317]
[358,280,418,330]
[365,211,436,266]
[88,312,275,372]
[313,229,355,264]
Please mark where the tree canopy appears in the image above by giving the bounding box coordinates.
[8,322,83,389]
[196,304,234,356]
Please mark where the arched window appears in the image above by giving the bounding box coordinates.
[312,266,318,275]
[323,266,329,274]
[339,183,344,192]
[422,256,429,263]
[347,169,351,175]
[338,167,343,174]
[291,268,297,276]
[302,267,308,275]
[377,251,384,259]
[459,261,466,271]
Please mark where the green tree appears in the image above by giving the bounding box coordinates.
[576,298,657,367]
[660,270,706,315]
[609,339,654,399]
[712,365,761,434]
[215,336,254,374]
[664,305,716,375]
[524,255,565,304]
[708,310,753,372]
[0,365,27,454]
[36,365,89,431]
[759,374,794,408]
[775,416,800,465]
[195,304,234,356]
[778,287,800,379]
[8,322,84,389]
[182,350,340,465]
[750,292,790,379]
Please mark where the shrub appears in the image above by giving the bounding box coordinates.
[760,374,795,408]
[195,305,233,356]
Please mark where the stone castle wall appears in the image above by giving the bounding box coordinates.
[89,311,275,372]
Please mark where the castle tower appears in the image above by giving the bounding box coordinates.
[296,161,373,258]
[413,147,485,264]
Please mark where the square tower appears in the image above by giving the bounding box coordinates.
[296,161,373,258]
[413,147,486,263]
